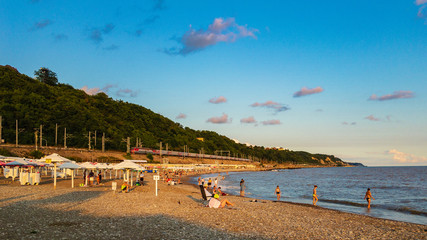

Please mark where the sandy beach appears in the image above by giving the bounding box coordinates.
[0,173,426,240]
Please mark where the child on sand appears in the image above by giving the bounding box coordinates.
[364,188,375,208]
[275,185,281,201]
[240,179,246,197]
[313,185,318,205]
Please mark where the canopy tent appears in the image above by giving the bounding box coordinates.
[39,153,73,163]
[5,159,38,167]
[0,161,5,166]
[113,160,145,186]
[79,162,98,169]
[59,162,81,188]
[39,153,72,189]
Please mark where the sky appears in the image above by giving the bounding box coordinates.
[1,0,426,166]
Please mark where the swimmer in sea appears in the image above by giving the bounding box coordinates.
[313,185,318,205]
[275,185,281,201]
[364,188,375,209]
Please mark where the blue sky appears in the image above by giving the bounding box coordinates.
[1,0,426,166]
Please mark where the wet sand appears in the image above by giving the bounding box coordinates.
[0,173,426,239]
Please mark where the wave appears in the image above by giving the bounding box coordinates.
[320,199,427,217]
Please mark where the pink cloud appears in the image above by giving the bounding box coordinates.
[250,101,289,112]
[240,116,256,124]
[293,86,324,97]
[81,86,102,95]
[206,113,231,124]
[416,0,427,5]
[176,113,187,119]
[164,17,258,55]
[387,149,427,163]
[116,88,139,97]
[365,115,380,121]
[209,96,227,104]
[261,120,281,125]
[369,91,414,101]
[342,122,356,125]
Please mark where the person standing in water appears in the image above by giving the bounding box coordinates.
[364,188,375,209]
[275,185,281,201]
[313,185,318,206]
[240,179,246,197]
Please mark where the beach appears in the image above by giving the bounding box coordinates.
[0,173,426,240]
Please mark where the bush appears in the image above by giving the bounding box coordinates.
[0,148,17,157]
[28,150,44,159]
[147,153,153,161]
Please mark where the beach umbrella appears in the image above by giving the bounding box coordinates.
[59,162,81,188]
[40,153,72,189]
[113,160,142,185]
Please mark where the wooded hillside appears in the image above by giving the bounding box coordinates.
[0,65,347,166]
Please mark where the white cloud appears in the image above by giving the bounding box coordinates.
[387,149,427,163]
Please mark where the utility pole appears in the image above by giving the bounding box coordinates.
[55,123,58,146]
[88,131,91,150]
[34,129,38,151]
[40,125,43,148]
[102,132,105,152]
[15,120,18,147]
[64,128,67,149]
[159,142,162,158]
[166,143,168,152]
[127,137,130,154]
[94,130,97,149]
[0,116,2,145]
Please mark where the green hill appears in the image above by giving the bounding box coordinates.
[0,65,346,166]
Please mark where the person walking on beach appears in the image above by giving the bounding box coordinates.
[240,179,246,197]
[364,188,375,209]
[275,185,281,201]
[313,185,318,205]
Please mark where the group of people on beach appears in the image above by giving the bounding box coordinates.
[82,170,102,186]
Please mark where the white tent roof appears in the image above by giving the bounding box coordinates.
[95,163,110,169]
[59,162,81,169]
[79,162,98,169]
[40,153,72,163]
[113,160,144,170]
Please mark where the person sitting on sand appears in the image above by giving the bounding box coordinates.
[218,187,227,196]
[121,181,130,193]
[364,188,375,209]
[313,185,318,205]
[275,185,281,201]
[208,194,234,208]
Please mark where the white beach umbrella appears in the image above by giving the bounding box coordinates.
[113,160,142,184]
[40,153,72,189]
[59,162,81,188]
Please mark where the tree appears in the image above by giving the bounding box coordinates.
[34,67,58,85]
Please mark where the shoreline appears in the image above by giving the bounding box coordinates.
[186,169,427,226]
[1,172,426,239]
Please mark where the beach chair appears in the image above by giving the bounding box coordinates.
[199,185,213,201]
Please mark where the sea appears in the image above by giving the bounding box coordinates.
[193,166,427,225]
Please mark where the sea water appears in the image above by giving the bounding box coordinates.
[194,166,427,225]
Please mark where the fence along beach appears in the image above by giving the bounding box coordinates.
[0,168,426,239]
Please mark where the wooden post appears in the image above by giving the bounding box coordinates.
[102,132,105,152]
[127,137,130,154]
[64,128,67,149]
[160,142,162,158]
[94,130,97,149]
[35,130,38,151]
[15,119,18,147]
[40,125,42,148]
[55,123,58,146]
[88,131,91,150]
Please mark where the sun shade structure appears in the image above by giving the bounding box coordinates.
[40,153,72,189]
[59,162,81,188]
[113,160,145,185]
